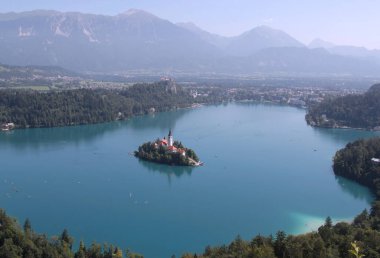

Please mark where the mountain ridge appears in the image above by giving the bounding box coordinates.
[225,25,305,56]
[308,38,380,64]
[0,9,379,76]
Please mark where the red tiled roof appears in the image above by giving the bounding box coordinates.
[168,146,177,151]
[159,139,168,145]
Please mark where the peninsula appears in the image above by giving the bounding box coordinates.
[333,137,380,197]
[134,130,202,166]
[306,83,380,130]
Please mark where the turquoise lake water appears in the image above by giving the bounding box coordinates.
[0,103,378,257]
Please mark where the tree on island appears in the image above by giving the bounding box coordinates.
[135,140,198,166]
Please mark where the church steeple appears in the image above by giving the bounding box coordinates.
[168,129,173,147]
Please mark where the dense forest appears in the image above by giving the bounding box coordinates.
[135,140,200,166]
[0,209,143,258]
[333,137,380,198]
[306,84,380,129]
[0,80,196,128]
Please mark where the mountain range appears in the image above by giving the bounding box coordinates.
[0,9,379,76]
[309,38,380,63]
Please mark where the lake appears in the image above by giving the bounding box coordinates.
[0,103,378,258]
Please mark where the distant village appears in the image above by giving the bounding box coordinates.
[190,86,363,109]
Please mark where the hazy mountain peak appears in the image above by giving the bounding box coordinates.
[226,25,304,56]
[119,9,158,19]
[244,25,284,35]
[251,25,275,32]
[176,22,201,31]
[239,25,302,44]
[309,38,335,49]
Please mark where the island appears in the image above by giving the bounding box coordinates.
[306,83,380,130]
[134,130,202,166]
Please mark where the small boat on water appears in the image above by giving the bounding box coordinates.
[196,161,204,166]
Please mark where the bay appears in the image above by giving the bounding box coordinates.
[0,103,378,258]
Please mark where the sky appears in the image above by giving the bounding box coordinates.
[1,0,380,49]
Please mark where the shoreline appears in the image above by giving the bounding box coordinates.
[0,102,206,132]
[134,155,203,167]
[289,212,353,235]
[307,123,378,132]
[1,99,309,132]
[306,115,380,131]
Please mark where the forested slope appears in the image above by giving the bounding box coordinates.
[0,81,195,128]
[306,84,380,129]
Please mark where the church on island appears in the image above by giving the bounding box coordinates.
[134,129,201,166]
[154,130,186,156]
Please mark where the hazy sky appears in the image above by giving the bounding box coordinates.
[2,0,380,49]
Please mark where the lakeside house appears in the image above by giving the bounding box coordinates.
[1,123,15,131]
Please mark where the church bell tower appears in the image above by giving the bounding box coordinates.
[168,129,173,147]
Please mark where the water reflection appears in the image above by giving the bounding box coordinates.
[0,122,125,150]
[137,159,194,183]
[125,108,192,131]
[335,176,375,205]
